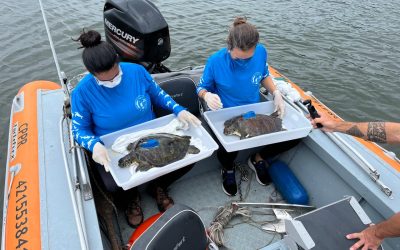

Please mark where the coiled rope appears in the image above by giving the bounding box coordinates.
[208,203,251,246]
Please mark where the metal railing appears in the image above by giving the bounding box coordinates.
[59,117,89,249]
[293,100,393,198]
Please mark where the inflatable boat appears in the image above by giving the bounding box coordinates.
[2,0,400,249]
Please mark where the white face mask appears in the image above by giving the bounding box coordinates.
[95,66,123,88]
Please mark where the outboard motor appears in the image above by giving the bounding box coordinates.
[103,0,171,73]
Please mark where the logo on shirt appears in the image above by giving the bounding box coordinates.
[251,72,263,86]
[135,95,148,111]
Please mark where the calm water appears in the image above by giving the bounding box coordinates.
[0,0,399,217]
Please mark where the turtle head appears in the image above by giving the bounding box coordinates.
[223,116,240,136]
[118,152,138,168]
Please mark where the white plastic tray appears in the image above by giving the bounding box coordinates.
[100,114,219,190]
[203,101,312,152]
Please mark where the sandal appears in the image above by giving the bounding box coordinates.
[125,197,144,228]
[155,186,174,212]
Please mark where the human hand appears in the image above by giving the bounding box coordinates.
[309,113,337,132]
[273,90,285,119]
[177,110,201,130]
[93,142,111,172]
[204,92,223,111]
[347,224,383,250]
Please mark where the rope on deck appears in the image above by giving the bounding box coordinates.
[208,203,251,246]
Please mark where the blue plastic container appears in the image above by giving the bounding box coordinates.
[267,160,309,205]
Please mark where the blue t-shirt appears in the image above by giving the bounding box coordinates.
[196,44,269,108]
[71,62,185,151]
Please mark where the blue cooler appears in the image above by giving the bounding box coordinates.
[268,160,309,205]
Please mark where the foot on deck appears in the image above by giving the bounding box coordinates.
[248,154,271,186]
[221,168,237,196]
[125,194,144,228]
[155,186,174,212]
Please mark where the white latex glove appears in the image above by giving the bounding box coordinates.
[177,110,201,130]
[204,92,223,111]
[273,90,285,119]
[93,142,111,172]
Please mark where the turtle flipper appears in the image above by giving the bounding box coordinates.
[135,161,152,172]
[270,111,280,118]
[126,143,135,151]
[188,145,200,154]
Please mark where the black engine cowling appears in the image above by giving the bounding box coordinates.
[103,0,171,66]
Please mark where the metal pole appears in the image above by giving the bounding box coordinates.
[59,117,88,249]
[38,0,64,89]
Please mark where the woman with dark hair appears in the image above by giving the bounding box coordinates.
[197,17,298,196]
[71,29,200,227]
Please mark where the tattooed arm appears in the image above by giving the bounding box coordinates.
[311,113,400,144]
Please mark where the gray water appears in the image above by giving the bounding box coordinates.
[1,0,399,226]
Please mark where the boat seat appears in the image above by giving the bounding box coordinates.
[128,204,208,250]
[153,76,201,118]
[283,196,383,250]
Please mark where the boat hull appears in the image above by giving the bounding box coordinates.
[2,81,60,250]
[2,67,400,249]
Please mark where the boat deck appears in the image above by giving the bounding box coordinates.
[37,81,400,249]
[119,147,288,249]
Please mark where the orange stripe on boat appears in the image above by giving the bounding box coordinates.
[269,67,400,172]
[5,81,60,250]
[127,213,162,248]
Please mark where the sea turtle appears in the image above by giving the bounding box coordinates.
[223,111,284,140]
[118,133,200,171]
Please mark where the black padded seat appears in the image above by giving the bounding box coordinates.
[130,204,208,250]
[153,76,201,118]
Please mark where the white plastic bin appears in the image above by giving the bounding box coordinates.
[203,101,312,152]
[100,114,219,190]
